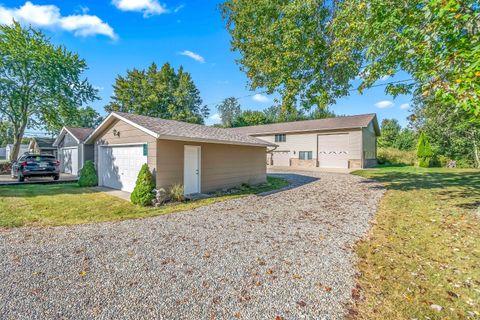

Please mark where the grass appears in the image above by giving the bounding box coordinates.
[351,166,480,319]
[0,176,288,228]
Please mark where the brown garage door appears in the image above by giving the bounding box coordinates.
[318,134,349,168]
[271,151,290,166]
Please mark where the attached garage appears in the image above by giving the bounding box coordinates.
[85,112,275,194]
[53,127,95,176]
[317,134,350,168]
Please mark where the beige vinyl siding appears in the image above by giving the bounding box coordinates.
[94,119,157,175]
[362,122,377,167]
[156,139,266,193]
[256,129,362,163]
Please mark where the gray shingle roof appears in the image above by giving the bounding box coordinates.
[113,112,276,147]
[32,137,56,148]
[229,114,380,136]
[65,127,95,142]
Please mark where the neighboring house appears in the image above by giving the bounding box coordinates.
[0,147,5,160]
[53,127,95,176]
[28,137,57,157]
[230,113,380,169]
[85,112,275,194]
[5,144,29,160]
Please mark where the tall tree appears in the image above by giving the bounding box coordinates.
[221,0,479,115]
[220,1,357,114]
[0,22,98,160]
[69,107,103,129]
[412,99,480,167]
[378,119,401,148]
[217,97,241,127]
[232,110,270,127]
[332,0,480,115]
[106,62,208,124]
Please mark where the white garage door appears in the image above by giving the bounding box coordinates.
[318,134,350,168]
[59,147,78,175]
[100,145,147,192]
[271,151,291,167]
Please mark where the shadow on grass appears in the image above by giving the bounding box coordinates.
[356,169,480,210]
[0,183,99,198]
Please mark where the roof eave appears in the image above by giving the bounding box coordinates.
[158,134,276,148]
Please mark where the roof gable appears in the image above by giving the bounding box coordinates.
[229,113,380,136]
[85,112,276,147]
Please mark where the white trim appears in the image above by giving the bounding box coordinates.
[58,146,78,150]
[183,145,201,195]
[99,142,148,147]
[158,134,274,148]
[85,113,159,144]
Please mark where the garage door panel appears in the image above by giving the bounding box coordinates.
[318,134,349,168]
[100,145,147,192]
[271,151,290,166]
[59,147,78,175]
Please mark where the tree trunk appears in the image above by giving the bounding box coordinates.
[10,123,27,161]
[473,138,480,169]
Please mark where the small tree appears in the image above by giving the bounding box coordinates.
[130,164,155,206]
[78,160,98,187]
[417,132,433,167]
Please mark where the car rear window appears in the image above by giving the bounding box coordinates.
[26,155,56,161]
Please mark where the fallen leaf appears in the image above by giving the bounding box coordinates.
[79,271,87,277]
[325,287,332,292]
[297,301,307,307]
[266,268,274,275]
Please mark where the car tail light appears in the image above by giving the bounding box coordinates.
[54,160,60,166]
[21,161,28,166]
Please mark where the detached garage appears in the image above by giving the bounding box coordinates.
[85,112,275,194]
[53,127,95,175]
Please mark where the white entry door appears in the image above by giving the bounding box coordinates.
[59,147,78,175]
[100,145,147,192]
[317,134,350,168]
[184,145,201,195]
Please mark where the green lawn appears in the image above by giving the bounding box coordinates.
[352,166,480,319]
[0,176,288,228]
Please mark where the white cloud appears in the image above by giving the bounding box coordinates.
[179,50,205,63]
[112,0,167,17]
[174,4,185,13]
[0,2,116,39]
[252,94,270,103]
[374,100,394,109]
[400,103,410,110]
[209,113,221,122]
[380,75,390,81]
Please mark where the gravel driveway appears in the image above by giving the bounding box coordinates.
[0,172,383,319]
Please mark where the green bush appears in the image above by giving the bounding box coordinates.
[78,160,98,187]
[417,132,434,167]
[169,183,184,202]
[130,164,155,206]
[377,148,416,166]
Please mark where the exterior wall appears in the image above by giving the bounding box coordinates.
[93,119,157,178]
[255,129,363,168]
[156,139,267,193]
[362,122,377,167]
[58,133,78,148]
[83,144,94,162]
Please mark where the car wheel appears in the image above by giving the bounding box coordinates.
[53,175,60,181]
[18,174,25,182]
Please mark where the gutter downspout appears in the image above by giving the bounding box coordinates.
[360,127,364,169]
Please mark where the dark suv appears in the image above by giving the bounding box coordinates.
[11,154,60,182]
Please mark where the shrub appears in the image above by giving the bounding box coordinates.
[78,160,98,187]
[0,161,12,174]
[130,164,155,206]
[169,183,184,202]
[417,132,434,167]
[377,148,416,166]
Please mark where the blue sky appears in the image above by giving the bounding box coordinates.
[2,0,413,128]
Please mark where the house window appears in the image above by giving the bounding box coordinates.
[275,134,286,142]
[299,151,313,160]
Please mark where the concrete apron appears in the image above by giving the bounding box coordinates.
[94,187,132,202]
